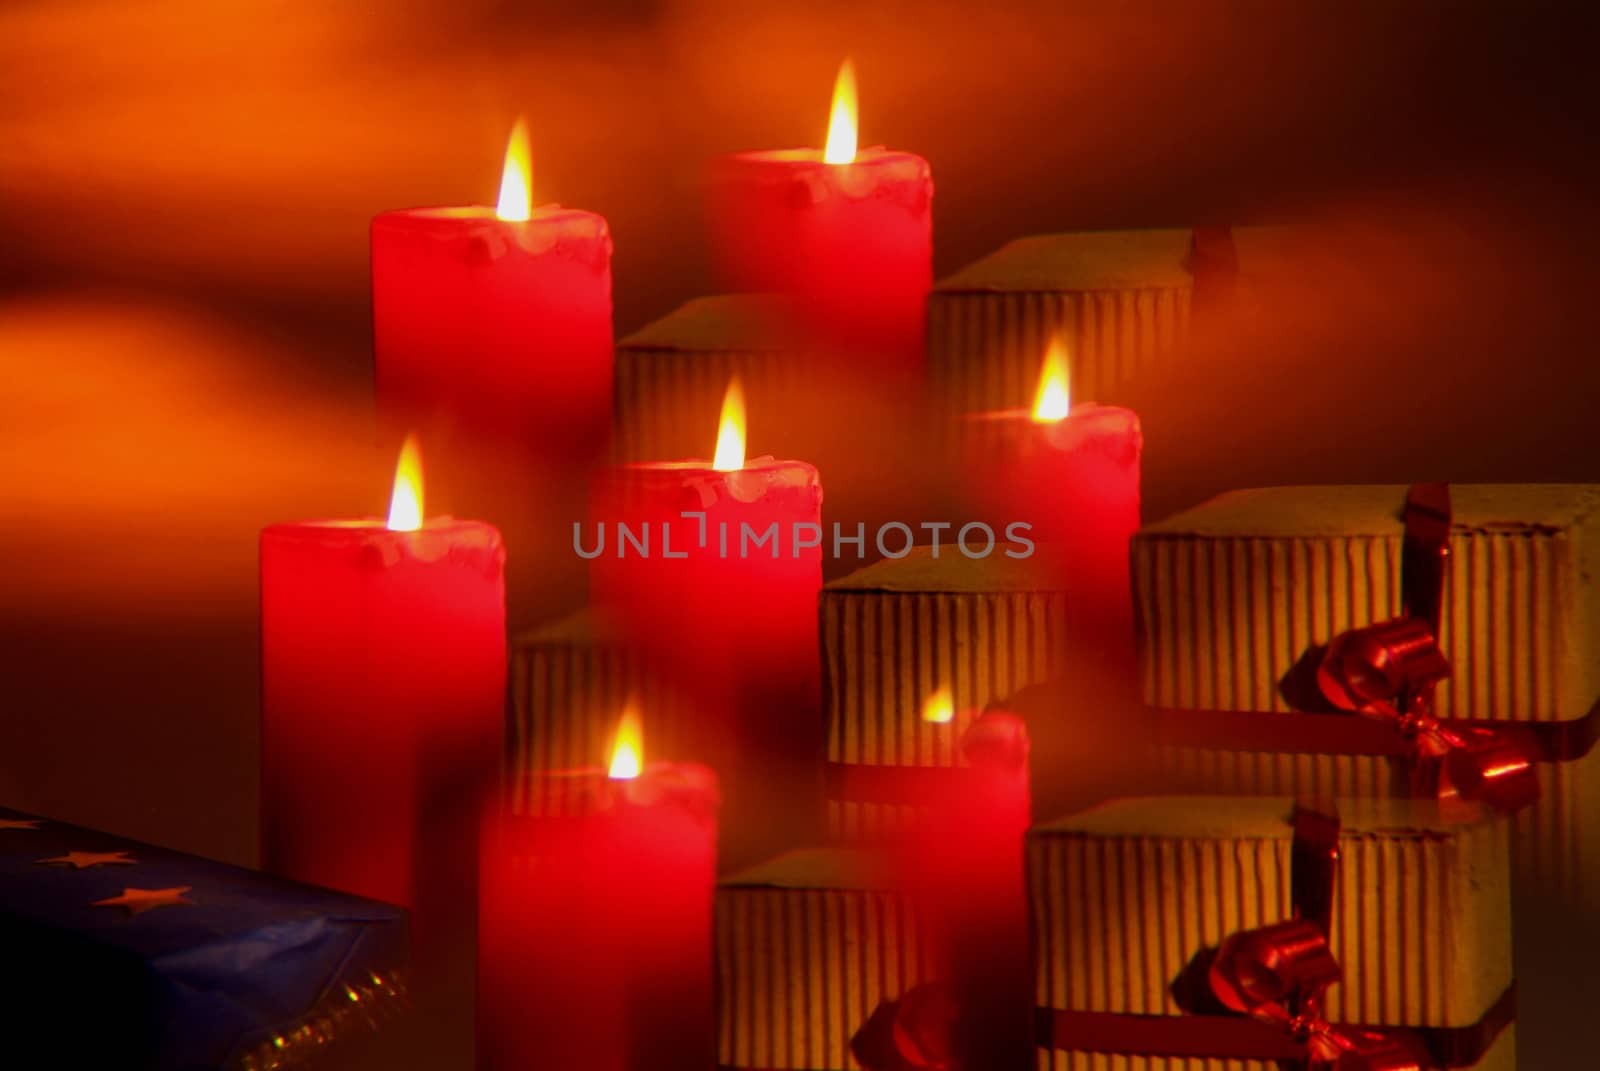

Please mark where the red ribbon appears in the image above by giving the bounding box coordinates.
[1306,485,1541,812]
[1202,808,1419,1071]
[1034,805,1515,1070]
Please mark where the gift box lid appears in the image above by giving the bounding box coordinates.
[0,805,408,1070]
[1141,483,1600,539]
[718,847,897,893]
[934,229,1197,293]
[512,606,618,649]
[1028,795,1513,1035]
[617,294,801,354]
[1034,793,1497,840]
[824,545,1067,596]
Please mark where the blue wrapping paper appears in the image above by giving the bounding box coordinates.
[0,805,408,1070]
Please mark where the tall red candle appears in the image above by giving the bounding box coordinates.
[708,61,933,367]
[963,338,1144,816]
[371,121,612,461]
[588,380,823,866]
[259,437,506,955]
[479,713,719,1071]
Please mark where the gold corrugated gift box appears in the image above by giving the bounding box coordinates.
[928,228,1202,422]
[1132,484,1600,898]
[1029,796,1515,1071]
[715,847,948,1071]
[613,294,812,462]
[821,546,1068,837]
[506,608,691,815]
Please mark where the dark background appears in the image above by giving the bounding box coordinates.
[1,0,1596,919]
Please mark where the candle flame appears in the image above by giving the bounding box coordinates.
[386,434,424,531]
[921,687,955,724]
[823,59,858,165]
[608,705,644,780]
[712,377,747,471]
[1031,338,1071,423]
[496,118,532,222]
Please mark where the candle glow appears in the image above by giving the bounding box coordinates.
[823,59,858,165]
[1030,339,1071,423]
[712,377,747,471]
[386,434,424,531]
[608,706,644,780]
[495,118,532,223]
[921,687,955,724]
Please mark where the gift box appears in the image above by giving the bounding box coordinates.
[821,546,1069,836]
[507,608,691,816]
[1029,797,1516,1071]
[928,228,1224,422]
[1132,484,1600,897]
[612,294,812,463]
[0,805,408,1070]
[714,847,949,1071]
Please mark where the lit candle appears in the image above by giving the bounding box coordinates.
[708,60,933,367]
[965,337,1142,625]
[964,340,1144,818]
[259,436,506,952]
[478,710,719,1071]
[371,119,613,462]
[589,379,823,866]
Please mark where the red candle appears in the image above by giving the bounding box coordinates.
[965,338,1142,628]
[876,710,1032,1071]
[963,338,1144,817]
[708,61,933,367]
[479,711,719,1071]
[371,120,613,461]
[259,436,505,950]
[588,379,823,866]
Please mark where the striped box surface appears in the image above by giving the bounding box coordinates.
[1133,484,1600,899]
[928,229,1196,422]
[821,546,1069,836]
[613,294,811,462]
[1030,796,1515,1071]
[507,609,690,815]
[715,848,947,1071]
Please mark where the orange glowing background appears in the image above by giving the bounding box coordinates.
[0,6,1596,1067]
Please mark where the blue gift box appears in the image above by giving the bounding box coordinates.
[0,805,408,1070]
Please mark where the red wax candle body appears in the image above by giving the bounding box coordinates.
[589,458,823,866]
[479,763,719,1071]
[966,403,1142,632]
[708,150,932,367]
[371,206,613,461]
[259,519,505,942]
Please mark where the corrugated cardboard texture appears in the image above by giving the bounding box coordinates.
[613,294,811,462]
[1133,484,1600,894]
[1029,797,1515,1071]
[716,848,946,1070]
[822,548,1069,836]
[928,230,1194,421]
[507,609,690,815]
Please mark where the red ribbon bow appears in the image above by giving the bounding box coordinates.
[1311,484,1539,813]
[1203,808,1421,1071]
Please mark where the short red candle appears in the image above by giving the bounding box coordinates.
[588,386,824,865]
[708,64,932,366]
[259,445,505,959]
[371,123,612,460]
[478,756,719,1071]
